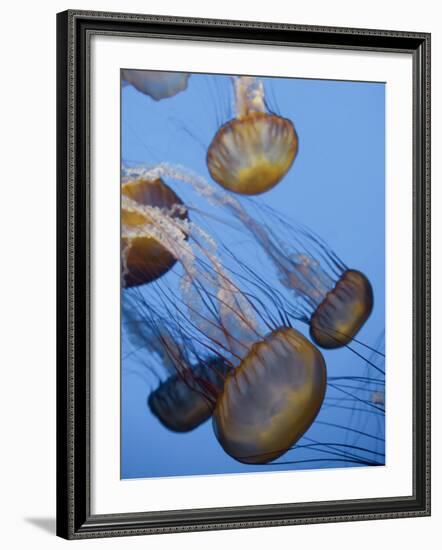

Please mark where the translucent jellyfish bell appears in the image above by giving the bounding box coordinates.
[121,176,188,287]
[122,69,190,101]
[309,269,373,349]
[261,226,374,350]
[213,327,326,464]
[123,292,231,432]
[148,358,231,432]
[207,76,298,195]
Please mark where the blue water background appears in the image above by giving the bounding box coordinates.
[121,72,385,479]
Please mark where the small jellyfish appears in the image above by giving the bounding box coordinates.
[123,293,231,432]
[121,176,188,287]
[371,390,385,406]
[122,69,190,101]
[213,327,326,464]
[309,269,373,349]
[217,199,374,350]
[256,219,374,350]
[148,357,231,432]
[207,76,298,195]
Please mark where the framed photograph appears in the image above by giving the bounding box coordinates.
[56,10,431,539]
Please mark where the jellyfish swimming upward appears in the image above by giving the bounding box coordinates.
[207,76,298,195]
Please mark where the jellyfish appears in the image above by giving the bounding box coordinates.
[122,163,384,467]
[213,327,326,464]
[122,69,190,101]
[200,190,374,350]
[226,331,385,469]
[229,223,374,351]
[145,297,326,464]
[148,357,231,432]
[123,292,231,432]
[121,176,188,287]
[234,203,374,350]
[371,390,385,406]
[207,76,298,195]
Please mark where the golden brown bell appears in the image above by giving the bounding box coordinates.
[213,327,326,464]
[121,178,187,287]
[309,270,373,349]
[207,112,298,195]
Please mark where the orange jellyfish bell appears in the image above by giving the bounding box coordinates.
[122,69,190,100]
[148,358,231,433]
[121,177,187,287]
[207,76,298,195]
[213,327,326,464]
[309,270,374,349]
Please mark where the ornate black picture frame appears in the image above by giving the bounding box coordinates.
[56,9,430,539]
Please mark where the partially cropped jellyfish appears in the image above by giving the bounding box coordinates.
[371,390,385,406]
[123,294,231,432]
[323,331,385,469]
[121,176,188,287]
[207,76,298,195]
[148,357,231,432]
[122,69,190,101]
